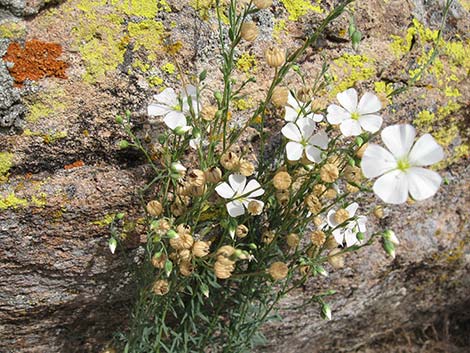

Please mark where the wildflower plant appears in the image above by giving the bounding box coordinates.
[112,1,450,352]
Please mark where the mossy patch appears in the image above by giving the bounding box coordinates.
[280,0,323,21]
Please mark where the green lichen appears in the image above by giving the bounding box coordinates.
[0,152,14,183]
[280,0,323,20]
[92,213,116,227]
[26,87,67,124]
[0,21,26,39]
[148,75,164,86]
[331,54,376,95]
[0,193,29,210]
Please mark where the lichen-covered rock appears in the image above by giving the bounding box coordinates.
[0,0,469,352]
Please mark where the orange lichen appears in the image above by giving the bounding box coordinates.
[64,160,85,169]
[3,40,68,86]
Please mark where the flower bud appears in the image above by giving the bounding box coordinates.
[320,164,339,183]
[268,261,288,280]
[146,200,163,217]
[118,140,129,149]
[314,265,328,277]
[204,166,222,183]
[384,230,399,245]
[214,91,223,104]
[108,238,117,254]
[236,224,249,238]
[383,238,396,259]
[328,248,345,269]
[241,21,259,41]
[273,171,292,190]
[265,46,285,68]
[321,303,332,320]
[271,86,289,107]
[254,0,272,9]
[152,279,169,296]
[167,229,178,239]
[171,161,187,174]
[115,115,123,124]
[174,126,191,135]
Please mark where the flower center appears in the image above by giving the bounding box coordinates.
[351,112,360,120]
[397,158,410,171]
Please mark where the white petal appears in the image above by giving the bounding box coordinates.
[281,123,302,142]
[183,84,197,98]
[284,106,299,122]
[407,167,442,201]
[408,134,444,166]
[326,209,337,228]
[332,229,344,245]
[337,88,358,113]
[327,104,350,124]
[215,182,235,199]
[148,103,172,117]
[344,229,358,247]
[244,179,265,198]
[340,119,362,137]
[286,142,303,161]
[373,170,409,204]
[345,202,359,217]
[312,114,324,122]
[308,130,329,149]
[287,92,299,109]
[357,92,382,115]
[229,174,247,195]
[154,88,178,106]
[381,124,416,159]
[305,146,322,163]
[359,114,383,133]
[361,144,397,178]
[297,117,315,139]
[164,111,186,130]
[226,200,245,217]
[357,216,367,233]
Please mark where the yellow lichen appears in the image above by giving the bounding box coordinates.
[233,98,254,111]
[236,52,257,75]
[331,54,376,95]
[0,152,14,183]
[0,193,29,210]
[0,21,26,39]
[280,0,323,21]
[127,20,166,61]
[148,75,164,86]
[161,62,176,74]
[273,19,288,43]
[26,87,67,124]
[92,213,116,227]
[110,0,170,18]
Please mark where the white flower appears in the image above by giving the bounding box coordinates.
[327,88,383,136]
[215,174,265,217]
[148,85,199,131]
[361,124,444,204]
[170,161,186,174]
[281,117,329,162]
[327,203,366,248]
[285,92,323,122]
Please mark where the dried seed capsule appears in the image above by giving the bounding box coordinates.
[265,46,285,68]
[268,261,288,280]
[241,21,259,41]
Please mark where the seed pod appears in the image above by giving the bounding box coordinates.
[268,261,289,280]
[220,151,240,171]
[201,105,218,121]
[328,248,345,269]
[204,166,223,183]
[146,200,163,217]
[334,208,350,224]
[273,171,292,190]
[236,224,249,238]
[320,164,339,183]
[286,233,299,248]
[254,0,272,9]
[241,21,259,41]
[192,241,210,258]
[152,279,169,295]
[187,169,206,187]
[265,46,285,68]
[310,230,326,247]
[271,86,289,107]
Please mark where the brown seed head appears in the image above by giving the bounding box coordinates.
[151,253,167,269]
[265,46,285,68]
[187,169,206,187]
[192,241,210,258]
[305,194,322,214]
[217,245,236,258]
[262,230,275,244]
[334,208,350,224]
[152,279,169,296]
[254,0,272,9]
[356,143,368,158]
[247,200,263,215]
[310,230,326,247]
[220,151,240,171]
[236,224,249,238]
[313,184,326,197]
[328,248,345,269]
[276,189,290,206]
[374,205,385,219]
[271,86,289,107]
[268,261,289,280]
[178,248,192,262]
[201,105,218,121]
[204,166,222,183]
[273,171,292,190]
[286,233,299,248]
[214,258,235,279]
[241,21,259,41]
[179,260,193,277]
[239,159,255,176]
[320,164,339,183]
[146,200,163,217]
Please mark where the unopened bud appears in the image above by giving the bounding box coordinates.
[167,229,178,239]
[321,303,332,320]
[384,230,399,245]
[119,140,129,149]
[108,238,117,254]
[383,238,396,259]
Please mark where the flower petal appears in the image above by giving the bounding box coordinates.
[286,141,303,161]
[409,134,444,166]
[308,130,329,149]
[359,114,383,133]
[287,92,299,109]
[357,216,367,233]
[164,111,186,130]
[312,114,324,122]
[361,144,397,178]
[148,103,172,117]
[226,200,245,217]
[327,209,337,228]
[154,88,178,106]
[357,92,382,115]
[407,167,442,201]
[297,117,315,139]
[244,179,265,198]
[337,88,358,113]
[215,182,235,199]
[229,174,247,196]
[332,229,344,245]
[381,124,416,159]
[345,202,359,217]
[344,229,358,247]
[373,170,409,204]
[340,119,362,136]
[284,106,299,122]
[305,146,322,163]
[281,122,302,142]
[327,104,350,124]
